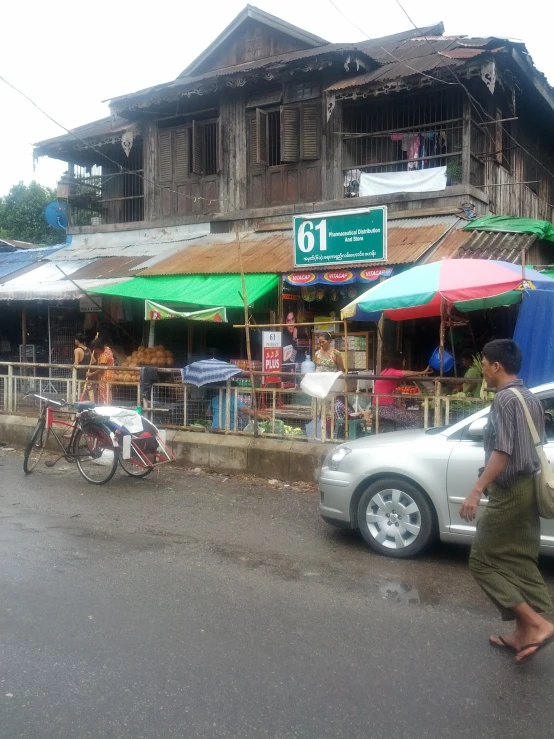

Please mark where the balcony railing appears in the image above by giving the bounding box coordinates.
[66,171,144,226]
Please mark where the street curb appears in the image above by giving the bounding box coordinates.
[0,415,335,483]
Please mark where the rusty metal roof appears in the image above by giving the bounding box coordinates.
[68,256,148,280]
[140,216,463,275]
[326,35,507,92]
[424,229,538,263]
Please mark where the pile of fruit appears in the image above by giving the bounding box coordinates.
[116,345,174,384]
[397,385,420,395]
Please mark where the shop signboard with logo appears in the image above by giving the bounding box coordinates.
[293,206,387,268]
[262,331,282,386]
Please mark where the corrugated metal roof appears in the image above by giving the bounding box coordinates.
[424,229,538,263]
[141,216,463,275]
[0,246,65,281]
[68,256,147,280]
[52,223,211,261]
[326,34,506,92]
[34,116,135,151]
[0,277,130,302]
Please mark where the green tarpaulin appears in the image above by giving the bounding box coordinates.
[90,274,278,308]
[463,216,554,243]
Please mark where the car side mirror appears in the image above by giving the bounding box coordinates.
[467,418,487,439]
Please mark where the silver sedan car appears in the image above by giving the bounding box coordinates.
[319,382,554,558]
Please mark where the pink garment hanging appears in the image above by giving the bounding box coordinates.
[407,135,420,170]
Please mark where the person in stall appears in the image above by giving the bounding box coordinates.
[73,333,93,384]
[314,332,345,373]
[460,348,482,398]
[373,351,432,430]
[87,338,115,405]
[209,384,270,431]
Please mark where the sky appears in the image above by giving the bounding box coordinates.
[1,0,552,196]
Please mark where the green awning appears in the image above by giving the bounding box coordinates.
[463,216,554,243]
[90,274,278,308]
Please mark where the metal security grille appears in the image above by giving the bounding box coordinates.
[69,143,144,226]
[342,89,464,195]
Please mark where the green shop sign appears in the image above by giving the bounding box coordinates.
[293,206,387,268]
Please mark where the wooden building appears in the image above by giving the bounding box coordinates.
[34,5,554,237]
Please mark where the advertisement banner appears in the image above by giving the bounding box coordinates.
[283,267,392,286]
[262,331,282,385]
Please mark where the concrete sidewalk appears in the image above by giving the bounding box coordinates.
[0,413,334,483]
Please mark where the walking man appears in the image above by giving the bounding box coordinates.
[460,339,554,663]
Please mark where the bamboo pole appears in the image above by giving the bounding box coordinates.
[235,226,259,437]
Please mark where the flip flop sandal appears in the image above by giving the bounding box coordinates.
[516,632,554,664]
[489,636,518,653]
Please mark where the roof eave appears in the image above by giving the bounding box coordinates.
[510,48,554,117]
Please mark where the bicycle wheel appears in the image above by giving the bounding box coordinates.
[23,419,49,474]
[119,454,154,478]
[74,424,119,485]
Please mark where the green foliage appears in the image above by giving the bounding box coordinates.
[0,181,61,245]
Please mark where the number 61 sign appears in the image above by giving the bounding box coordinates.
[293,206,387,268]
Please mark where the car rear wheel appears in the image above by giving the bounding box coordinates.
[357,477,434,558]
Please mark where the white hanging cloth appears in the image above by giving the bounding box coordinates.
[359,166,447,196]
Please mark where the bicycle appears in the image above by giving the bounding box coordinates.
[23,395,119,485]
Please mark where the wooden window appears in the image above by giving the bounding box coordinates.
[284,81,321,104]
[300,104,320,160]
[252,108,268,166]
[280,106,300,163]
[192,120,220,176]
[158,130,173,182]
[158,121,220,181]
[251,102,321,167]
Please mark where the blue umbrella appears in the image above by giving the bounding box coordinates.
[181,359,242,387]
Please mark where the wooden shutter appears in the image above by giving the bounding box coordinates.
[301,104,320,160]
[191,120,202,175]
[173,127,189,181]
[280,105,300,162]
[158,131,172,181]
[252,108,268,166]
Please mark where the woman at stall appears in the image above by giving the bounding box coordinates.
[73,334,92,380]
[88,338,115,405]
[373,351,432,430]
[314,332,345,373]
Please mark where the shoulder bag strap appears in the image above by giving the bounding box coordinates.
[509,387,542,447]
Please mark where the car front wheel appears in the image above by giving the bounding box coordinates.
[357,477,434,558]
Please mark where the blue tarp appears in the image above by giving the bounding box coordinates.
[513,290,554,388]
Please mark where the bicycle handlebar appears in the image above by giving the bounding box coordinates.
[24,393,67,408]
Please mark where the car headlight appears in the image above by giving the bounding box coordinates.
[326,446,352,471]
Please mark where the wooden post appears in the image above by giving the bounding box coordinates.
[439,297,446,377]
[235,226,258,436]
[21,306,27,378]
[187,324,193,363]
[521,246,526,281]
[461,95,472,185]
[343,319,349,373]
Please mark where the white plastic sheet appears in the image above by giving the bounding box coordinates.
[300,372,343,399]
[359,166,447,196]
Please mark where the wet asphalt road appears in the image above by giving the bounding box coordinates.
[1,447,554,738]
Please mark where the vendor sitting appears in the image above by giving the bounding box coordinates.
[460,348,482,397]
[209,386,268,430]
[373,351,432,430]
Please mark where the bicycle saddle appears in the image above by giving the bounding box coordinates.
[74,401,96,411]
